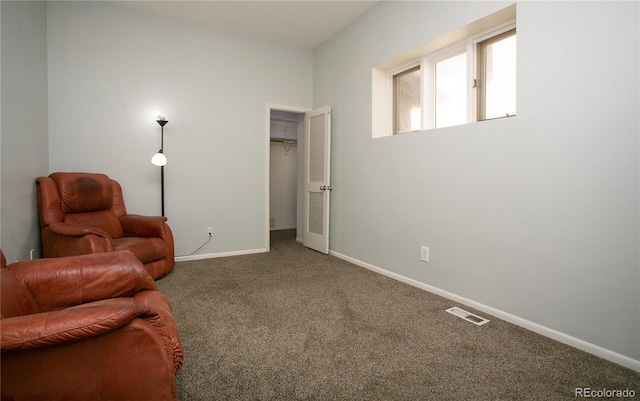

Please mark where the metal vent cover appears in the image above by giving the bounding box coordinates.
[446,306,490,326]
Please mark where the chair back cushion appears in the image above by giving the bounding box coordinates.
[49,173,124,238]
[51,172,113,213]
[1,269,38,318]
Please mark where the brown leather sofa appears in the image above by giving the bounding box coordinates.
[37,172,175,279]
[1,250,184,401]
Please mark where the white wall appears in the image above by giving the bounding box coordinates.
[1,1,49,262]
[270,141,298,230]
[46,1,313,256]
[314,1,640,365]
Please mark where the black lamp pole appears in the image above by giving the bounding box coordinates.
[156,118,168,216]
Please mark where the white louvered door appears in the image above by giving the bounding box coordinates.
[303,106,331,254]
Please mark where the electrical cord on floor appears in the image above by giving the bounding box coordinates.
[176,233,212,257]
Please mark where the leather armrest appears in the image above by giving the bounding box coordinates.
[40,226,114,258]
[1,298,154,352]
[120,214,168,238]
[48,221,111,238]
[134,291,184,373]
[7,251,158,312]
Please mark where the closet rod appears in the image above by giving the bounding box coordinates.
[270,138,297,143]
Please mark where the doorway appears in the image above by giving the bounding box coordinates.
[266,104,309,250]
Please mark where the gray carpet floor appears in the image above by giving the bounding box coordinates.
[157,230,640,400]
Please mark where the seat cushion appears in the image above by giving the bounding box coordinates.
[114,237,167,264]
[64,210,124,239]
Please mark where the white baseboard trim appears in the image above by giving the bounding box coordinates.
[175,248,267,263]
[329,250,640,372]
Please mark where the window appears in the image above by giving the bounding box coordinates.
[477,29,517,120]
[373,4,516,138]
[393,65,421,134]
[435,51,467,129]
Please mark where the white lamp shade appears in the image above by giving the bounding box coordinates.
[151,152,167,166]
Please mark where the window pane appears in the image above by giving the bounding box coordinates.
[484,33,516,119]
[436,52,467,128]
[394,66,421,134]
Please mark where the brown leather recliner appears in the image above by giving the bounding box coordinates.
[37,172,174,279]
[0,251,183,401]
[0,250,184,401]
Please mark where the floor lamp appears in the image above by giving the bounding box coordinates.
[151,116,168,216]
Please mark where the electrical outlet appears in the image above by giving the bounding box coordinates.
[420,246,429,263]
[207,227,213,236]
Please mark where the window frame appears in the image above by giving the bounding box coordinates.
[476,27,517,121]
[423,43,469,131]
[391,63,422,135]
[373,4,517,138]
[416,22,516,133]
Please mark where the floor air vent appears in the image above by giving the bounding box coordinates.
[446,306,490,326]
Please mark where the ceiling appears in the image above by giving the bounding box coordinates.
[110,1,380,49]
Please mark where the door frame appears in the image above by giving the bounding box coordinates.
[265,103,311,251]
